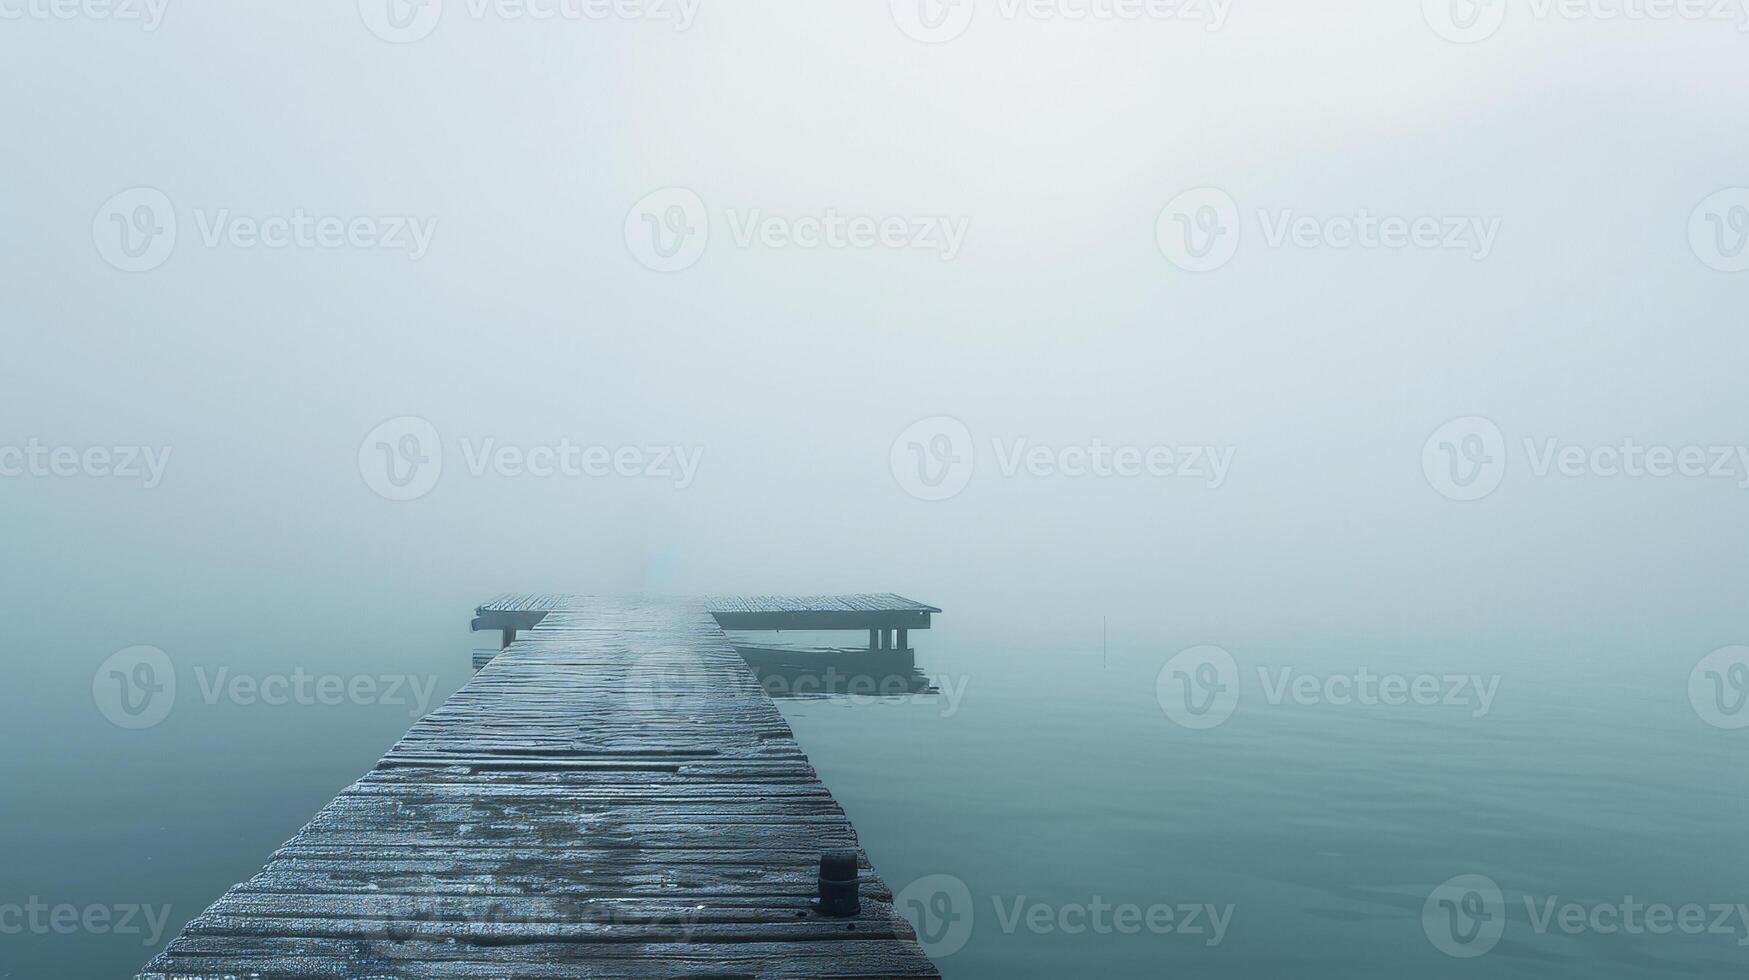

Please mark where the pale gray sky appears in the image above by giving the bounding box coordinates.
[3,0,1747,651]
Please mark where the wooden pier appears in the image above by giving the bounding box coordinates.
[475,593,941,655]
[140,595,942,979]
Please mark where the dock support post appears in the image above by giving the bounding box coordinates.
[815,851,860,917]
[502,629,517,649]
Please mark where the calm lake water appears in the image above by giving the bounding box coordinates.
[786,630,1747,979]
[4,610,1744,978]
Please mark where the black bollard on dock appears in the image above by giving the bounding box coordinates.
[814,850,861,917]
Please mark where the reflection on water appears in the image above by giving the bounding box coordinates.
[473,636,939,700]
[730,634,936,700]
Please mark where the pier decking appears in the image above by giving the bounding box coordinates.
[140,596,941,979]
